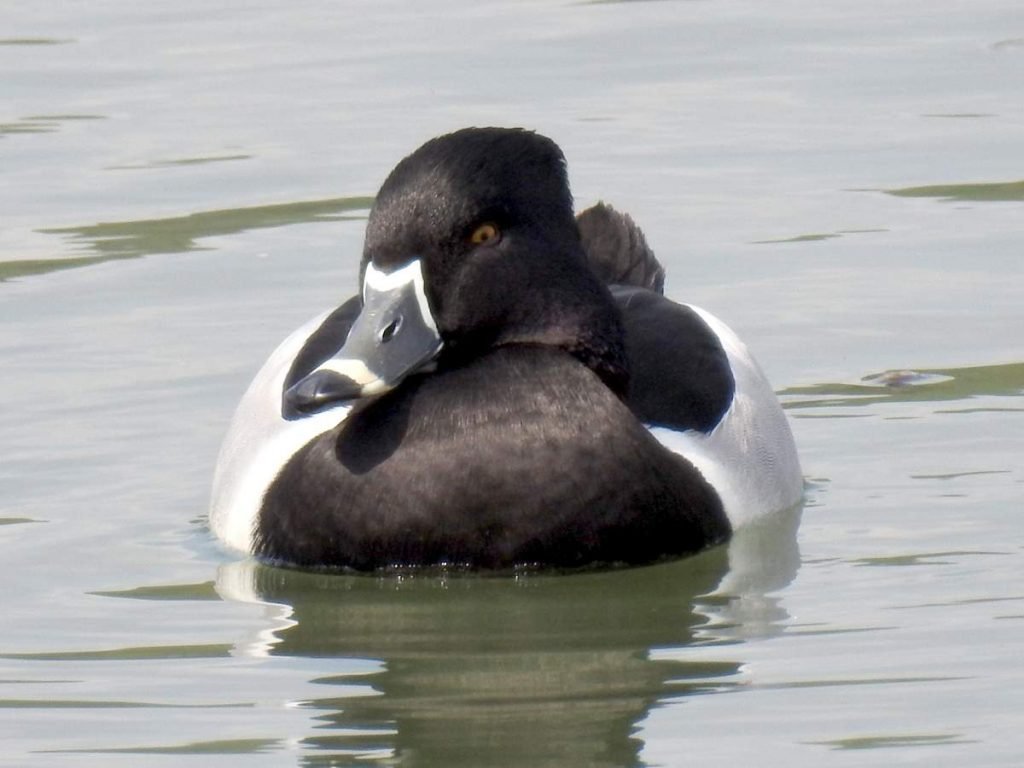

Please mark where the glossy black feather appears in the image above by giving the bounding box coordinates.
[577,202,665,294]
[612,287,734,433]
[255,128,738,570]
[258,346,729,569]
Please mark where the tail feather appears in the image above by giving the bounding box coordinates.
[576,202,665,295]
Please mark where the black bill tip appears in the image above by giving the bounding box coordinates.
[284,370,362,415]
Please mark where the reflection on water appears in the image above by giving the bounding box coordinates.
[781,361,1024,411]
[108,154,253,170]
[0,114,104,137]
[0,38,74,46]
[0,254,122,282]
[922,113,994,119]
[91,581,221,601]
[215,511,800,767]
[811,733,977,751]
[705,504,803,643]
[38,196,373,259]
[753,228,887,245]
[885,179,1024,202]
[0,196,373,282]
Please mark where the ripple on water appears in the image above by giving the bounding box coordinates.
[1,196,373,282]
[781,361,1024,413]
[885,179,1024,202]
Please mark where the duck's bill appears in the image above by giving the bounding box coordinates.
[285,259,442,414]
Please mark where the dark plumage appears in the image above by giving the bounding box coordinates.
[260,346,727,569]
[210,127,803,571]
[577,202,665,294]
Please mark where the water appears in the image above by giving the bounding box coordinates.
[2,1,1022,765]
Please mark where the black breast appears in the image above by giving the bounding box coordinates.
[257,346,729,570]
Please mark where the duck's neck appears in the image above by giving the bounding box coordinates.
[443,275,630,398]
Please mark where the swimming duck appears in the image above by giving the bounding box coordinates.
[210,127,802,570]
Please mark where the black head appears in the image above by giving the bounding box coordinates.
[285,128,628,414]
[369,128,626,375]
[365,127,576,269]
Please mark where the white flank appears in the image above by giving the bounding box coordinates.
[649,305,803,529]
[209,311,350,554]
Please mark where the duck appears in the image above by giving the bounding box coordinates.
[209,127,803,571]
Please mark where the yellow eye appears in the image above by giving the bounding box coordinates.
[469,222,500,246]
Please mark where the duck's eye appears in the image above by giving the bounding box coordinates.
[469,222,500,246]
[380,316,402,343]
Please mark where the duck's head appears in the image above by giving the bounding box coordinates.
[286,127,627,414]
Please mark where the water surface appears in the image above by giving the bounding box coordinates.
[2,0,1022,765]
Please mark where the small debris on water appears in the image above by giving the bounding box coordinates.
[861,370,954,388]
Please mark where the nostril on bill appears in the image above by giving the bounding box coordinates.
[380,315,403,343]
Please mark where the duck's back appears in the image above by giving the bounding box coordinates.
[578,202,803,526]
[616,290,804,528]
[255,345,730,570]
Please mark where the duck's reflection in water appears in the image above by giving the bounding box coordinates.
[217,504,801,767]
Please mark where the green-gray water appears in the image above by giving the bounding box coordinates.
[2,1,1022,765]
